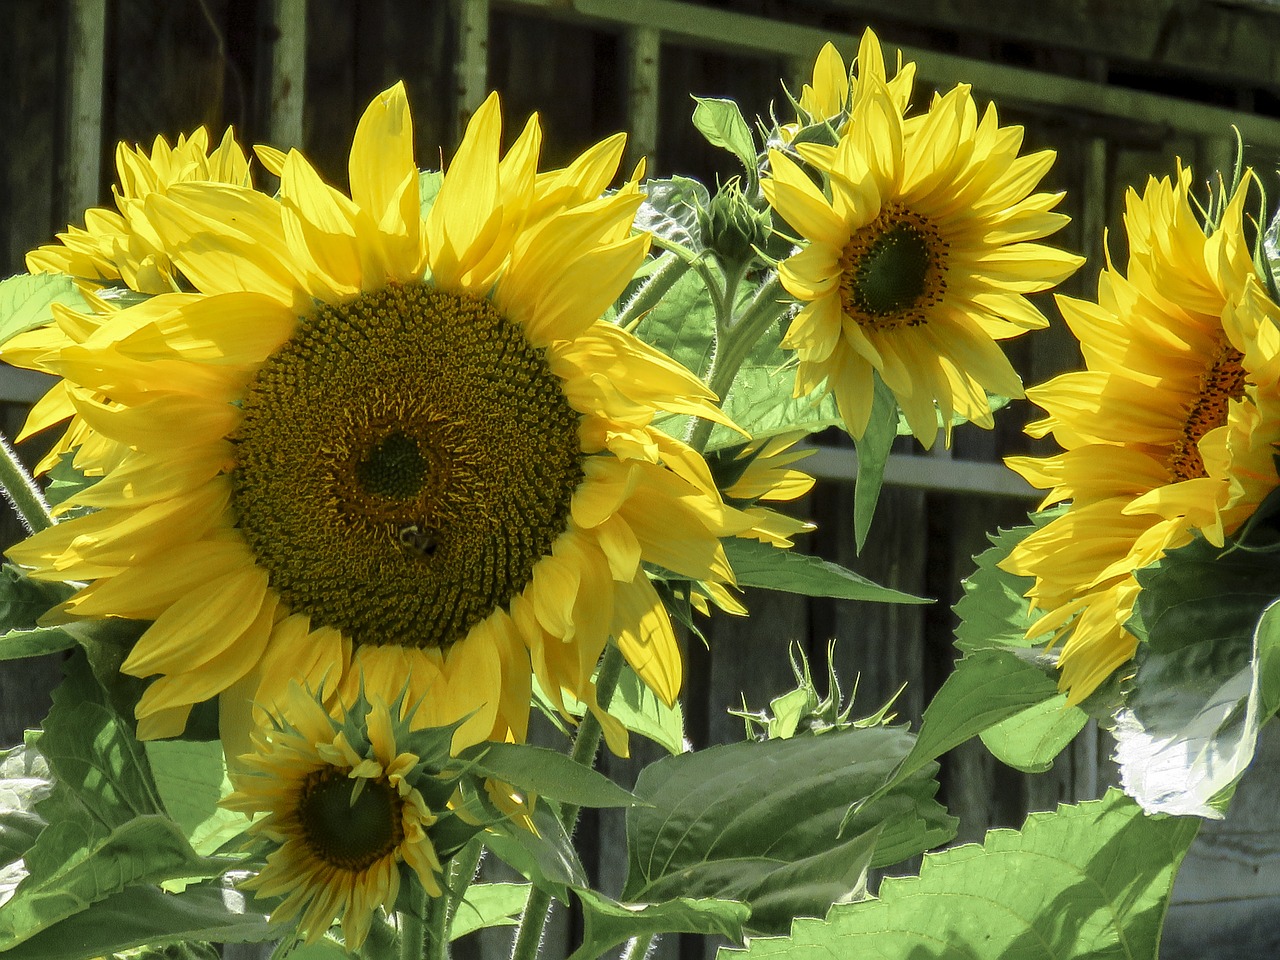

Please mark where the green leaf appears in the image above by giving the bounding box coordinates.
[0,565,74,633]
[0,627,77,662]
[0,744,53,880]
[1114,531,1280,817]
[481,800,589,898]
[637,177,710,256]
[460,742,638,809]
[722,538,928,605]
[721,789,1199,960]
[2,881,277,959]
[450,882,530,940]
[0,815,225,950]
[692,98,758,177]
[624,726,954,935]
[419,169,444,221]
[146,740,246,856]
[953,512,1064,654]
[41,660,165,826]
[852,377,897,552]
[709,311,842,451]
[950,510,1086,773]
[867,649,1063,803]
[609,664,687,755]
[0,274,88,349]
[633,267,720,388]
[979,694,1087,775]
[0,564,85,661]
[42,451,99,508]
[571,889,751,960]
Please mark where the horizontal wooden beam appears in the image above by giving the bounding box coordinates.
[493,0,1280,147]
[801,445,1040,499]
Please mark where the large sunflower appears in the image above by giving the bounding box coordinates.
[223,685,449,948]
[764,80,1082,448]
[1002,168,1280,701]
[5,84,748,752]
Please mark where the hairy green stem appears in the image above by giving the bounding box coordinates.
[616,252,687,332]
[399,890,426,960]
[424,881,450,960]
[688,272,788,453]
[0,431,52,534]
[619,933,656,960]
[445,839,485,933]
[509,644,628,960]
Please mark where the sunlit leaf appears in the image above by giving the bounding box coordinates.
[721,790,1199,960]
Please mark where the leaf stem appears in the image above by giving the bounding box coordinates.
[399,887,427,960]
[617,252,688,332]
[509,644,628,960]
[0,430,53,534]
[445,839,485,934]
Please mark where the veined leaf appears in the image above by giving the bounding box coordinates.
[637,177,709,256]
[2,880,277,959]
[451,882,529,940]
[722,538,927,605]
[146,740,246,856]
[460,742,638,809]
[609,665,687,755]
[0,274,88,349]
[572,889,751,960]
[691,98,757,177]
[1115,531,1280,817]
[624,726,954,935]
[721,790,1199,960]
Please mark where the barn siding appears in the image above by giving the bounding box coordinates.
[3,1,1279,956]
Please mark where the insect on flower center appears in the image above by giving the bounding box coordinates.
[231,281,585,650]
[299,769,403,871]
[838,203,948,331]
[1166,339,1248,482]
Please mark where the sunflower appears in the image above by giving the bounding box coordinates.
[781,29,916,143]
[5,128,252,476]
[223,684,450,948]
[27,127,251,294]
[718,431,816,549]
[1002,168,1280,701]
[4,83,749,753]
[764,80,1082,448]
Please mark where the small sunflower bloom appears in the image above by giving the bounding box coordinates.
[223,686,450,948]
[1002,168,1280,701]
[4,83,750,752]
[27,127,252,294]
[764,80,1082,448]
[781,29,916,142]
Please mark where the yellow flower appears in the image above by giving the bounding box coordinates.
[782,30,916,142]
[27,127,251,294]
[1002,168,1280,702]
[4,83,749,753]
[223,686,446,948]
[765,78,1081,449]
[720,431,816,549]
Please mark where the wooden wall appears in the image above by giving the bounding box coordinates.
[4,2,1280,957]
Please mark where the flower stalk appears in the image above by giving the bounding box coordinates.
[0,431,53,534]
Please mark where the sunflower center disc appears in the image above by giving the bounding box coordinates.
[1167,340,1248,481]
[838,203,948,331]
[232,282,585,649]
[300,771,402,871]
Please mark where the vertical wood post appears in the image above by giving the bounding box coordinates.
[625,26,661,175]
[455,0,490,141]
[65,0,107,219]
[268,0,307,151]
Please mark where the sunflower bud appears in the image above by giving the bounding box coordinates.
[698,179,770,268]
